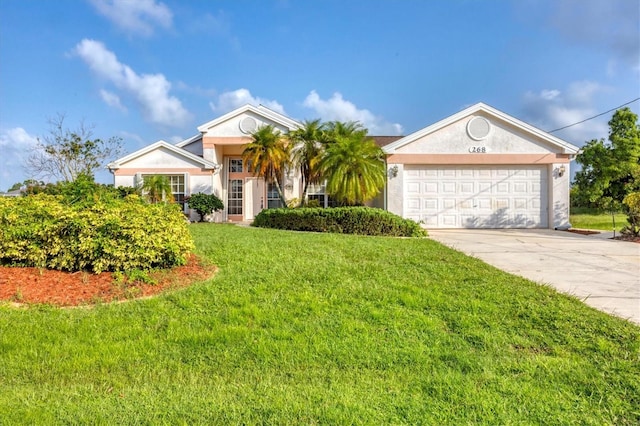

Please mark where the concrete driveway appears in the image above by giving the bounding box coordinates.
[428,229,640,325]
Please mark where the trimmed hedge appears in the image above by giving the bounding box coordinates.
[252,207,427,237]
[0,194,194,273]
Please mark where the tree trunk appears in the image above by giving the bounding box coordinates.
[273,178,287,208]
[299,179,309,207]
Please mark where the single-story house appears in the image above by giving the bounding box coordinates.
[108,102,579,229]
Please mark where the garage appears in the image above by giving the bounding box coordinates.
[382,103,579,230]
[404,165,548,228]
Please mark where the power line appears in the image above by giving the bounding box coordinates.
[547,97,640,133]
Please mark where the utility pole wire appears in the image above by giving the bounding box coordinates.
[547,97,640,133]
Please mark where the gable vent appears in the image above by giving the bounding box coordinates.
[240,117,258,134]
[467,116,491,140]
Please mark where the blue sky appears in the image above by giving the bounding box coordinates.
[1,0,638,191]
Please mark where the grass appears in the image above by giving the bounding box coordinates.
[1,224,639,424]
[570,207,628,231]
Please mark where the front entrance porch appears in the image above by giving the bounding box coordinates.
[226,157,265,222]
[224,156,284,222]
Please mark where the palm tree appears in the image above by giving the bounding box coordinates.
[320,132,386,206]
[141,175,173,204]
[288,119,326,206]
[242,125,291,207]
[322,120,367,142]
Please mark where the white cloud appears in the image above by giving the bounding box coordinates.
[521,80,609,145]
[74,39,191,128]
[0,127,38,148]
[302,90,403,135]
[539,89,560,101]
[100,89,127,112]
[89,0,172,37]
[209,88,286,115]
[0,127,39,191]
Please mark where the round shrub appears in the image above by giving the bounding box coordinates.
[252,207,426,237]
[186,192,224,221]
[0,194,194,273]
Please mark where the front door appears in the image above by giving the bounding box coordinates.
[245,177,265,220]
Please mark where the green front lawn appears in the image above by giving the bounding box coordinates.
[570,207,628,231]
[1,225,638,424]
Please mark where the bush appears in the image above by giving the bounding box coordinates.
[0,193,194,273]
[21,173,133,207]
[252,207,427,237]
[186,192,224,221]
[621,192,640,237]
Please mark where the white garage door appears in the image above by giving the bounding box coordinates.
[404,165,548,228]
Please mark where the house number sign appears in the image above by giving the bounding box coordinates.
[469,146,487,153]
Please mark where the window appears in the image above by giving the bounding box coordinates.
[267,182,283,209]
[230,159,243,173]
[228,179,243,215]
[168,175,186,210]
[307,182,341,208]
[142,174,186,210]
[307,183,327,207]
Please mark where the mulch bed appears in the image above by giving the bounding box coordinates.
[567,229,601,235]
[0,254,217,307]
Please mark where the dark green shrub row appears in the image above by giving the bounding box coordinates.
[252,207,427,237]
[0,194,194,273]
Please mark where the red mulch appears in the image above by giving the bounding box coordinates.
[567,229,601,236]
[0,254,217,307]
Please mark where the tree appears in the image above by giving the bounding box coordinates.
[141,175,173,204]
[186,193,224,221]
[7,182,22,192]
[322,120,367,140]
[573,107,640,210]
[6,179,42,192]
[19,174,135,207]
[25,114,123,182]
[242,125,291,206]
[320,132,386,206]
[288,119,326,206]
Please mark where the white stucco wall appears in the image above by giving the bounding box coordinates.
[386,164,404,217]
[395,113,556,155]
[114,175,135,188]
[123,147,206,169]
[189,175,214,195]
[550,163,572,229]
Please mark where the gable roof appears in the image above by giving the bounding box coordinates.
[107,140,219,170]
[383,102,580,155]
[196,104,302,133]
[371,135,403,148]
[175,134,202,148]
